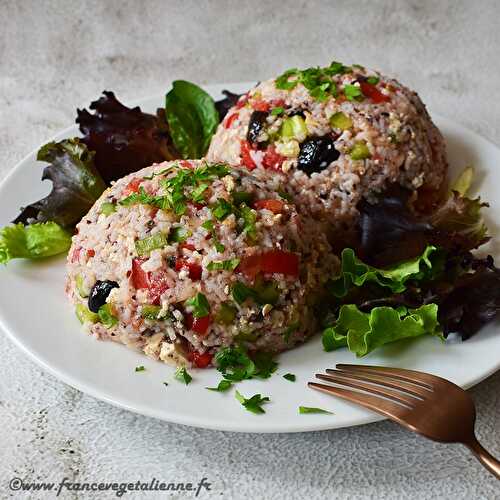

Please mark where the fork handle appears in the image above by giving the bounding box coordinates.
[465,436,500,479]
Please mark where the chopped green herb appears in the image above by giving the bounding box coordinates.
[352,63,365,70]
[271,106,285,115]
[206,379,232,392]
[329,112,353,130]
[275,68,300,90]
[214,345,256,381]
[239,204,257,243]
[175,367,192,385]
[343,84,364,101]
[278,190,293,202]
[283,373,296,382]
[191,183,209,203]
[185,292,210,318]
[350,141,371,160]
[366,76,380,85]
[212,199,233,220]
[75,303,98,324]
[135,232,168,256]
[232,191,254,205]
[252,351,278,379]
[206,258,240,271]
[142,167,172,180]
[283,321,300,343]
[299,406,333,414]
[101,202,117,216]
[135,365,146,372]
[98,303,118,328]
[168,226,190,243]
[215,302,238,325]
[235,391,270,414]
[202,220,225,253]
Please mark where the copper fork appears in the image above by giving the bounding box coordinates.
[309,364,500,479]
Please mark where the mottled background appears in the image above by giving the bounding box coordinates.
[1,1,499,498]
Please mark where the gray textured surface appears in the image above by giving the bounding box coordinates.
[1,1,500,498]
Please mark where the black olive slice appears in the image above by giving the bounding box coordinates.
[297,137,340,175]
[88,280,119,313]
[247,111,268,145]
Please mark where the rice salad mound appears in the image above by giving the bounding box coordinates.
[207,61,448,232]
[66,160,337,368]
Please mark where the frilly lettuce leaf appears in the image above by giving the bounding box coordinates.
[357,185,489,267]
[322,304,442,357]
[328,245,438,298]
[77,91,179,184]
[13,138,106,228]
[0,222,72,264]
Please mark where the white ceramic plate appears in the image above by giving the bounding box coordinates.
[1,83,500,433]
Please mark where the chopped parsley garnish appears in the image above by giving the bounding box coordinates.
[211,199,233,220]
[120,162,229,216]
[283,373,296,382]
[206,379,232,392]
[232,191,254,205]
[235,391,270,414]
[239,204,257,243]
[135,365,145,372]
[135,232,168,256]
[175,367,192,385]
[232,279,280,306]
[201,220,225,253]
[142,167,172,180]
[214,346,278,382]
[168,226,190,243]
[278,190,293,202]
[185,292,210,318]
[275,61,351,100]
[366,76,380,85]
[283,321,300,343]
[271,106,285,116]
[206,258,240,271]
[343,84,364,101]
[252,351,278,379]
[214,345,256,381]
[299,406,333,415]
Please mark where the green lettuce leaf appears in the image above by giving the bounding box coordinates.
[0,222,72,264]
[322,303,442,357]
[13,138,106,228]
[329,246,437,298]
[165,80,220,159]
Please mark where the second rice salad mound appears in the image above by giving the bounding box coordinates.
[207,61,448,236]
[66,160,337,368]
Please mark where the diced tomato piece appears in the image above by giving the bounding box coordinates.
[262,146,285,171]
[188,350,213,368]
[236,94,249,109]
[149,207,159,218]
[131,258,150,289]
[238,250,299,279]
[260,250,299,277]
[254,199,285,214]
[124,178,142,196]
[86,249,95,258]
[180,243,196,251]
[360,82,391,104]
[148,271,170,305]
[252,100,271,112]
[270,98,285,108]
[188,201,205,210]
[175,258,202,280]
[180,160,193,169]
[240,139,256,170]
[185,313,211,336]
[224,112,239,129]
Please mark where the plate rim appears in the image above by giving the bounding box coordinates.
[1,85,500,433]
